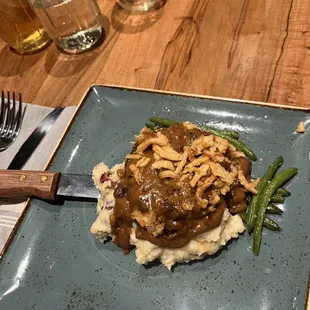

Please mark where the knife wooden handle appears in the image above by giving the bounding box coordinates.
[0,170,60,200]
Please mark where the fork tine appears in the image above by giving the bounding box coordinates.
[0,90,5,133]
[6,91,16,135]
[13,93,23,135]
[3,91,11,135]
[2,91,10,135]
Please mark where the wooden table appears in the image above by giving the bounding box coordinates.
[0,0,310,109]
[0,0,309,306]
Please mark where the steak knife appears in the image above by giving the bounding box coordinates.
[8,106,64,170]
[0,170,98,200]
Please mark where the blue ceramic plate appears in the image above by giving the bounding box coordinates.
[0,86,309,310]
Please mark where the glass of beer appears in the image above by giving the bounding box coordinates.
[0,0,50,54]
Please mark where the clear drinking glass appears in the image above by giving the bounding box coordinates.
[116,0,166,12]
[28,0,103,54]
[0,0,50,54]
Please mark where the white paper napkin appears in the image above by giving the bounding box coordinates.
[0,104,76,258]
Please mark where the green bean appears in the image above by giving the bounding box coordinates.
[200,129,256,160]
[246,156,284,232]
[253,168,298,255]
[145,123,156,131]
[199,125,239,139]
[275,188,291,197]
[263,217,281,231]
[225,132,239,139]
[150,117,239,138]
[239,212,281,231]
[239,212,247,222]
[271,194,285,203]
[149,117,177,127]
[149,117,256,160]
[266,204,283,215]
[215,133,257,160]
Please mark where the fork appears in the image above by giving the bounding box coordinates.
[0,90,24,151]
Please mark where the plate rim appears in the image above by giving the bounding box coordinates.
[93,84,310,111]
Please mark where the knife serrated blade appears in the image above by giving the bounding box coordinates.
[8,106,64,170]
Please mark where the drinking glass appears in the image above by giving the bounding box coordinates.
[0,0,50,54]
[28,0,103,54]
[116,0,166,12]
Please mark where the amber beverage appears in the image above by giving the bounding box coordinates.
[0,0,50,54]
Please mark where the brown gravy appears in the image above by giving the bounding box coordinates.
[110,124,251,252]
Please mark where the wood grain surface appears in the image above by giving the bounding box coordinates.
[0,0,310,108]
[0,0,309,306]
[0,170,60,200]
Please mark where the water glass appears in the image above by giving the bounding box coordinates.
[0,0,50,54]
[116,0,166,12]
[28,0,103,54]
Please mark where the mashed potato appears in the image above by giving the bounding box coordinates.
[90,163,245,269]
